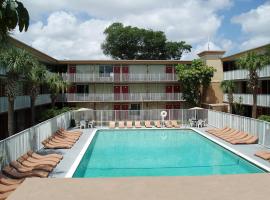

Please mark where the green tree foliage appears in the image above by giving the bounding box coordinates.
[237,51,270,118]
[102,23,191,60]
[0,0,29,42]
[0,48,33,135]
[220,80,235,113]
[176,59,216,106]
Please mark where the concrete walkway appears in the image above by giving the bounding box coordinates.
[7,174,270,200]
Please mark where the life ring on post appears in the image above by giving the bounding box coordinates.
[160,111,167,118]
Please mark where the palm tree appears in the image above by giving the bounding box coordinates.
[220,80,235,113]
[46,73,68,108]
[0,0,29,42]
[0,48,32,135]
[26,63,47,125]
[237,52,270,118]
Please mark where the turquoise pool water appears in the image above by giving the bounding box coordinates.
[73,129,265,177]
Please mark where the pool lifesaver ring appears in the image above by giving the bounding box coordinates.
[160,111,167,118]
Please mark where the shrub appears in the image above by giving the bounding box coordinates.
[39,107,73,121]
[258,115,270,122]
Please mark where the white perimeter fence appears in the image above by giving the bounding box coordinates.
[1,108,270,168]
[0,111,72,168]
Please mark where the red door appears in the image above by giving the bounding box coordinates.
[166,86,172,101]
[114,86,121,100]
[68,86,76,93]
[114,104,121,121]
[122,65,129,81]
[166,65,173,80]
[122,85,129,100]
[166,86,173,93]
[121,104,129,120]
[114,66,120,81]
[69,65,76,73]
[174,85,181,100]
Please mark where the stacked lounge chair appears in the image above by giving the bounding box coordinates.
[171,120,180,128]
[1,151,62,200]
[135,121,142,128]
[155,121,161,128]
[42,129,81,149]
[165,121,172,128]
[206,127,258,145]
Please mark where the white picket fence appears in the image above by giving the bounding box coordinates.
[0,111,72,168]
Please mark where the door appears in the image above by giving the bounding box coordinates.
[166,65,173,80]
[114,85,121,100]
[114,66,121,81]
[114,104,121,120]
[174,85,181,100]
[121,104,129,120]
[122,65,129,81]
[69,65,76,73]
[166,86,173,101]
[122,85,129,100]
[173,103,181,119]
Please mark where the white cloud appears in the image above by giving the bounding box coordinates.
[13,0,233,60]
[232,2,270,50]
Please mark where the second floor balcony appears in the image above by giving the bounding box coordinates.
[62,73,178,83]
[60,93,184,102]
[0,94,51,113]
[223,93,270,108]
[224,65,270,80]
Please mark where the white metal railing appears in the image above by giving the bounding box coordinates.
[208,109,270,147]
[0,111,72,168]
[60,93,184,102]
[224,65,270,80]
[223,93,270,107]
[62,73,178,82]
[0,94,51,113]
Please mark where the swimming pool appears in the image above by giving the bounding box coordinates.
[73,129,265,177]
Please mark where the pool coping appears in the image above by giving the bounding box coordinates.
[65,128,270,178]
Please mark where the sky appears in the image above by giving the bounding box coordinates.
[12,0,270,60]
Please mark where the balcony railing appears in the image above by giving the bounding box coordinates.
[60,93,184,102]
[224,65,270,80]
[0,67,6,75]
[62,73,178,82]
[223,93,270,107]
[0,94,51,113]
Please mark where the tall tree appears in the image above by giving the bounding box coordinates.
[0,48,32,135]
[237,52,270,118]
[176,59,216,106]
[26,63,47,125]
[220,80,235,113]
[102,22,191,60]
[46,73,68,107]
[0,0,29,42]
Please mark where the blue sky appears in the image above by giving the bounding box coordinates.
[14,0,270,60]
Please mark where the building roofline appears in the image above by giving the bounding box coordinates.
[8,36,59,64]
[58,60,192,65]
[197,51,226,57]
[222,43,270,61]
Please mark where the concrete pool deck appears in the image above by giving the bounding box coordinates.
[48,126,270,178]
[7,174,270,200]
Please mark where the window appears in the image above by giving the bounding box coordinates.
[130,104,140,115]
[76,85,89,94]
[99,65,113,77]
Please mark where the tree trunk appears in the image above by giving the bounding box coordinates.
[51,96,57,108]
[30,96,36,126]
[7,98,15,136]
[252,91,257,118]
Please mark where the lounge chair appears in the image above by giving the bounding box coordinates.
[0,174,24,186]
[206,127,229,134]
[171,120,180,128]
[126,121,133,128]
[3,165,49,178]
[215,129,240,138]
[145,121,152,128]
[109,121,116,128]
[223,132,248,141]
[55,131,79,141]
[10,161,53,173]
[210,128,234,136]
[165,121,172,128]
[255,151,270,160]
[20,154,59,166]
[59,128,82,135]
[155,121,161,128]
[48,137,75,146]
[42,139,72,149]
[53,134,77,143]
[27,150,63,160]
[230,135,258,145]
[0,191,14,200]
[135,121,142,128]
[16,158,54,172]
[0,183,19,193]
[118,121,125,128]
